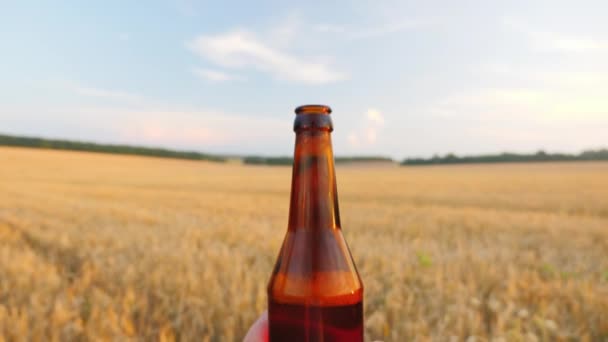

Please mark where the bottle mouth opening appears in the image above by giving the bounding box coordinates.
[295,104,332,115]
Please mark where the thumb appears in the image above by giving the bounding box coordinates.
[243,311,268,342]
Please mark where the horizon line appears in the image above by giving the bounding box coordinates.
[0,132,606,164]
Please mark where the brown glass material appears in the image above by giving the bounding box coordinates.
[268,105,364,341]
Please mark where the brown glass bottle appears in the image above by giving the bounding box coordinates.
[267,105,364,342]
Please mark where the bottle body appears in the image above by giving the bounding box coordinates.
[268,300,363,340]
[267,106,363,342]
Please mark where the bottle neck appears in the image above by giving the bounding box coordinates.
[288,130,341,231]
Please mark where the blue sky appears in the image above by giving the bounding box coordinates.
[1,0,607,158]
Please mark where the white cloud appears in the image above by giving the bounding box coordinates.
[75,86,142,101]
[367,108,385,125]
[192,67,240,82]
[348,108,385,147]
[187,30,347,84]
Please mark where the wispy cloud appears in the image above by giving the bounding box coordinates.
[267,12,302,47]
[75,86,142,101]
[39,106,288,152]
[530,32,606,53]
[108,108,288,150]
[315,20,422,40]
[187,30,347,84]
[429,85,608,122]
[503,17,607,53]
[478,62,608,86]
[192,67,240,82]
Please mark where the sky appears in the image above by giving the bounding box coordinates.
[1,0,607,159]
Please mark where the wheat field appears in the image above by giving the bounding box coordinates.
[0,146,607,341]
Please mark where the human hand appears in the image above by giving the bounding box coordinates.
[243,311,379,342]
[243,311,268,342]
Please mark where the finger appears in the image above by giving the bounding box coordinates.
[243,311,268,342]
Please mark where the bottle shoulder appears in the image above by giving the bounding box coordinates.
[268,271,363,306]
[268,228,363,306]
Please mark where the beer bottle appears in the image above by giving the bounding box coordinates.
[267,105,364,341]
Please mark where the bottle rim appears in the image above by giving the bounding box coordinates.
[295,104,332,115]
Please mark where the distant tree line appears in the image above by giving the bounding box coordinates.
[401,149,608,165]
[0,133,225,162]
[243,156,394,166]
[243,156,293,165]
[3,133,606,166]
